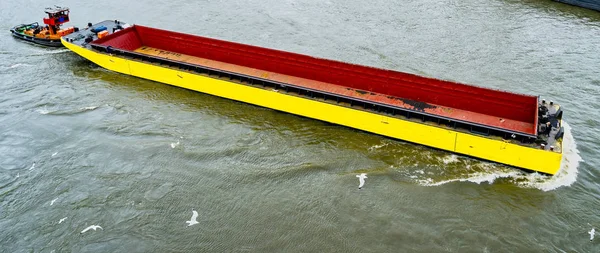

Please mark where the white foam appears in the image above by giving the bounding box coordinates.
[80,106,99,111]
[37,107,53,115]
[37,106,98,116]
[368,142,389,151]
[420,170,521,186]
[27,49,70,56]
[415,121,581,191]
[516,121,581,191]
[28,162,35,170]
[0,63,32,71]
[440,154,459,164]
[5,63,34,69]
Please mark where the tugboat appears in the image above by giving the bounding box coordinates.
[10,6,78,47]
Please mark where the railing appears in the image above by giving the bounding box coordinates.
[90,43,538,143]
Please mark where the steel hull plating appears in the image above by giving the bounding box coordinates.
[62,38,562,174]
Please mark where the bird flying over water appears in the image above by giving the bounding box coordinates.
[58,217,67,224]
[589,228,595,241]
[186,210,199,227]
[356,173,367,189]
[81,225,103,234]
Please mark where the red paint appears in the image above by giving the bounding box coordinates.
[94,25,538,134]
[96,27,141,51]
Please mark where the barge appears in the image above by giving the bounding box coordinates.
[62,20,565,175]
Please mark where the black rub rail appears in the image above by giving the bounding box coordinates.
[89,43,538,143]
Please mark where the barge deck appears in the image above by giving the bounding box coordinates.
[133,46,534,137]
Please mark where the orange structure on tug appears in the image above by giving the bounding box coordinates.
[61,20,565,174]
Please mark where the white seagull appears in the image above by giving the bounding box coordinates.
[50,198,58,206]
[589,228,595,241]
[81,225,103,234]
[186,210,199,227]
[356,173,368,189]
[58,217,68,224]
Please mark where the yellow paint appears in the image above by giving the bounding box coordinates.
[454,133,561,174]
[62,38,563,174]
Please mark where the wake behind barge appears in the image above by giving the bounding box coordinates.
[62,20,565,175]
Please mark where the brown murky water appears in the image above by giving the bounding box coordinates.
[1,0,599,252]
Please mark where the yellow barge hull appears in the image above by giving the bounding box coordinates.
[61,24,562,175]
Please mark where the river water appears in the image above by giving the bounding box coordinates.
[1,0,599,252]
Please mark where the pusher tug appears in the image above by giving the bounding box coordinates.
[10,6,77,47]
